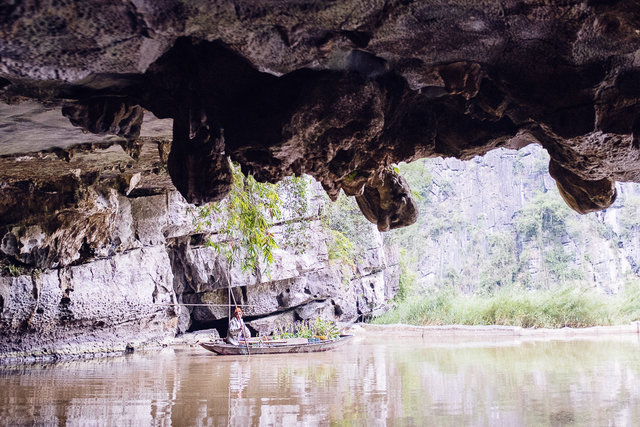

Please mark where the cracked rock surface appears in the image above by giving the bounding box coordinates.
[3,0,639,225]
[0,137,398,360]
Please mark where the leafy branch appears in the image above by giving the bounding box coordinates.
[193,161,282,276]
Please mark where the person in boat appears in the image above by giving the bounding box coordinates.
[227,307,251,345]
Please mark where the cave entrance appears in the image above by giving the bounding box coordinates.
[187,317,229,338]
[187,313,259,338]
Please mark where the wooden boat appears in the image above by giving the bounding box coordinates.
[200,335,354,356]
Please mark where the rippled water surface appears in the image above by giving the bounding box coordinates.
[2,334,640,425]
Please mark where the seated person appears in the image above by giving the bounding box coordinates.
[227,307,251,345]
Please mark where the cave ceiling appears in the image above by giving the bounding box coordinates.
[1,0,640,231]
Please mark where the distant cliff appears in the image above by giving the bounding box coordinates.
[388,144,640,295]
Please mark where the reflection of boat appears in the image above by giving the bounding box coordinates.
[200,335,354,356]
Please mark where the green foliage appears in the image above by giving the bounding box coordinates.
[477,231,518,293]
[513,191,584,283]
[616,280,640,322]
[193,161,282,275]
[278,175,311,254]
[532,155,549,175]
[543,247,583,281]
[592,220,615,241]
[273,317,340,339]
[515,191,570,242]
[514,212,539,241]
[565,211,614,242]
[618,194,640,239]
[327,229,355,267]
[372,285,639,328]
[344,170,359,181]
[7,264,24,277]
[395,159,433,204]
[394,249,417,302]
[444,268,459,288]
[322,191,374,268]
[279,174,309,218]
[0,258,26,277]
[311,317,340,339]
[373,287,456,326]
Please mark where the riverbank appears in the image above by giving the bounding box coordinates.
[372,286,640,328]
[356,322,640,340]
[3,321,639,365]
[0,328,221,366]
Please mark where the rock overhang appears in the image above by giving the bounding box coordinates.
[1,0,640,230]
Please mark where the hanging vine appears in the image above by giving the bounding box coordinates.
[193,161,282,276]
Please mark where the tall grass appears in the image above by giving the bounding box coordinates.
[372,285,640,328]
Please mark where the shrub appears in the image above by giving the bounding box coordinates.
[372,286,632,328]
[273,318,340,339]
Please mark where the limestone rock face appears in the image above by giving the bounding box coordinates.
[0,247,178,357]
[395,144,640,294]
[3,1,640,226]
[0,141,398,359]
[168,182,397,336]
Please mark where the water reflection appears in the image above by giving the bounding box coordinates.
[1,335,640,425]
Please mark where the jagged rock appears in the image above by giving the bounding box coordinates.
[383,244,401,300]
[167,121,233,206]
[356,168,418,231]
[295,300,339,322]
[61,98,144,143]
[130,194,169,246]
[8,0,640,357]
[173,329,220,345]
[4,1,639,224]
[246,311,297,337]
[548,159,617,214]
[0,247,177,355]
[0,186,120,268]
[354,271,388,314]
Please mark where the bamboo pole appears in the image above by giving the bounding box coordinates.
[153,303,258,307]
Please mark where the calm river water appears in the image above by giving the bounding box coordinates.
[1,334,640,426]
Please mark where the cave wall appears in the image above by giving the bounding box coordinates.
[0,139,398,360]
[3,1,640,232]
[166,174,399,337]
[0,247,178,360]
